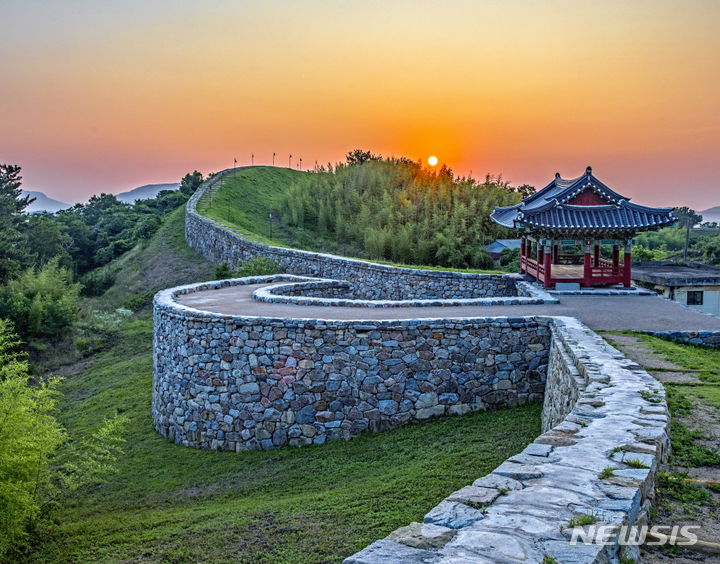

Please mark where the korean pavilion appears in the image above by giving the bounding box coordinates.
[490,167,677,289]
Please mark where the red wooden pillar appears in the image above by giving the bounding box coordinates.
[583,240,592,287]
[520,237,526,273]
[593,243,600,267]
[543,242,553,288]
[552,244,559,264]
[612,243,619,271]
[623,243,632,287]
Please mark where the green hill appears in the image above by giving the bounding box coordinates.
[195,166,366,258]
[196,165,515,272]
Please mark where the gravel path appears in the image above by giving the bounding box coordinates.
[177,283,720,332]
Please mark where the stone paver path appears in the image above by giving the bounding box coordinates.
[178,283,720,332]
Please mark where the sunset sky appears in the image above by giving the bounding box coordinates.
[2,0,718,209]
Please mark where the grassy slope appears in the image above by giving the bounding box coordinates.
[197,167,501,274]
[26,203,540,563]
[97,205,216,308]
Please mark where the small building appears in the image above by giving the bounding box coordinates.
[490,167,677,288]
[632,262,720,317]
[483,239,521,261]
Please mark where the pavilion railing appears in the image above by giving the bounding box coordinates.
[556,254,584,265]
[522,255,625,285]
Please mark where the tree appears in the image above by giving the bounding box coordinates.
[25,214,72,268]
[345,149,382,166]
[0,165,34,283]
[514,184,536,199]
[674,207,703,263]
[180,171,204,196]
[0,320,127,556]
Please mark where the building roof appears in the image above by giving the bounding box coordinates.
[491,167,677,233]
[632,262,720,287]
[483,239,521,257]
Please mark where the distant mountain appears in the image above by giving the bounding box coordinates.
[700,206,720,224]
[21,190,72,213]
[116,183,180,203]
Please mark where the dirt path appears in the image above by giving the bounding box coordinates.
[603,334,720,562]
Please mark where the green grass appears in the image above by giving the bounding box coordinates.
[93,205,216,310]
[196,167,501,274]
[196,167,306,244]
[663,386,720,468]
[634,334,720,383]
[566,514,598,528]
[656,472,712,513]
[687,385,720,409]
[27,317,541,563]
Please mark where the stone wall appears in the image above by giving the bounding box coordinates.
[185,168,525,301]
[152,277,550,451]
[645,330,720,348]
[348,317,670,564]
[252,278,557,308]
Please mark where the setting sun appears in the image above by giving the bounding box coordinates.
[428,156,439,166]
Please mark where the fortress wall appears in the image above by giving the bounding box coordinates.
[348,317,670,564]
[168,170,671,562]
[185,169,522,300]
[152,277,550,452]
[153,277,669,563]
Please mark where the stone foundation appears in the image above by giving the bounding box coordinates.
[645,330,720,348]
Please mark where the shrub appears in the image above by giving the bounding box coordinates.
[79,269,117,297]
[236,257,280,277]
[0,320,127,557]
[0,320,64,555]
[0,258,81,339]
[214,257,281,280]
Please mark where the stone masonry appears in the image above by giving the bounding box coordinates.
[150,170,674,562]
[152,277,550,451]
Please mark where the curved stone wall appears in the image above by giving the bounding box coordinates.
[152,276,550,451]
[347,317,669,564]
[169,169,671,562]
[185,169,527,301]
[252,278,557,308]
[153,276,669,563]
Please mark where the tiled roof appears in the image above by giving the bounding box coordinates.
[490,167,677,232]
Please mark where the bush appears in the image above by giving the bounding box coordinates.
[0,259,81,339]
[79,269,117,297]
[0,320,127,557]
[0,320,65,555]
[214,257,281,280]
[499,248,520,272]
[236,257,280,277]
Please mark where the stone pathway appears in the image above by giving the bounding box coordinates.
[177,283,720,332]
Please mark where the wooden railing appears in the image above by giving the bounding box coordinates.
[556,254,584,265]
[522,254,625,286]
